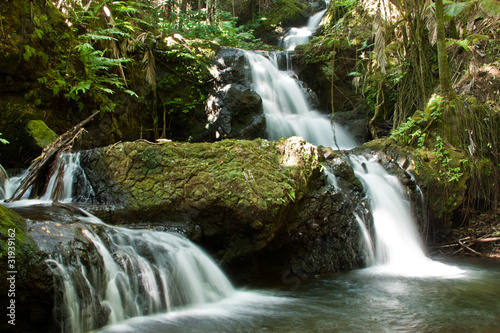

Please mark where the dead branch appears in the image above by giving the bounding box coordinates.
[6,111,100,202]
[472,237,500,243]
[458,239,485,257]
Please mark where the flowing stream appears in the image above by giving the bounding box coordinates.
[244,51,358,149]
[2,7,500,330]
[350,155,465,278]
[279,9,327,51]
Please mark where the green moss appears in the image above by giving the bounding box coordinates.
[25,119,58,149]
[0,204,53,333]
[96,137,319,236]
[266,0,308,26]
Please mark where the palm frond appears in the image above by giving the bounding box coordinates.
[143,48,156,88]
[373,5,387,74]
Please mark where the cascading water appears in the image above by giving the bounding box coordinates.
[46,215,234,333]
[280,9,327,51]
[2,153,237,332]
[244,51,358,149]
[350,155,464,277]
[0,152,93,205]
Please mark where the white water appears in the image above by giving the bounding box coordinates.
[244,51,358,149]
[280,9,327,51]
[0,152,92,207]
[0,169,29,201]
[350,155,464,278]
[2,154,237,332]
[47,216,235,333]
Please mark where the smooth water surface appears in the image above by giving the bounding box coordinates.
[97,257,500,332]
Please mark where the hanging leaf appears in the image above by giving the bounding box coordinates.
[446,38,471,51]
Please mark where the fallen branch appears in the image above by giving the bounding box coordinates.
[7,111,100,202]
[471,237,500,243]
[458,239,485,257]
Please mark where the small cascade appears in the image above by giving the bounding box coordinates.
[350,155,464,277]
[1,152,93,205]
[0,169,29,201]
[41,152,93,202]
[354,213,375,265]
[280,9,327,51]
[244,51,358,149]
[45,214,235,333]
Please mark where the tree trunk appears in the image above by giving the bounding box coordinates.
[435,0,455,101]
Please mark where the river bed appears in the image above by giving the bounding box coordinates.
[97,256,500,333]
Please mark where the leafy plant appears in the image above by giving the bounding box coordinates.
[0,133,8,145]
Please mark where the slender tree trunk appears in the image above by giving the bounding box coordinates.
[435,0,454,101]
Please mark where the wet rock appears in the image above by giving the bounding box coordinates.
[197,48,266,141]
[0,204,54,333]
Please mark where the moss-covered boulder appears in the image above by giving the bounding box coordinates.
[78,137,364,278]
[25,120,58,151]
[0,204,54,333]
[81,137,318,259]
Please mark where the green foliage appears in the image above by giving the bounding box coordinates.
[434,135,465,183]
[0,133,8,145]
[391,94,445,147]
[443,0,473,20]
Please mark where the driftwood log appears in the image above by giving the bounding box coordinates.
[7,111,100,202]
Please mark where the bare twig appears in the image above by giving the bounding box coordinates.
[458,239,485,257]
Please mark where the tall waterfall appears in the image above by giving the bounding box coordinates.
[244,51,358,149]
[280,9,327,51]
[350,155,464,277]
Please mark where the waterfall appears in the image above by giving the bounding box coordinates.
[0,169,29,201]
[280,9,327,51]
[350,155,464,277]
[244,51,358,149]
[3,154,236,332]
[0,152,93,205]
[46,216,234,333]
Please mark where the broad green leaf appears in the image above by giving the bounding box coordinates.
[444,2,471,18]
[124,90,139,98]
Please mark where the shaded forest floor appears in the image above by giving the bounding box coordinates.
[434,209,500,259]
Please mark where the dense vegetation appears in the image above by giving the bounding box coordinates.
[0,0,499,237]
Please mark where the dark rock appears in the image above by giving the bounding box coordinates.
[196,48,266,141]
[0,204,54,333]
[333,102,371,144]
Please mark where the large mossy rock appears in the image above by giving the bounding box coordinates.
[80,137,364,279]
[25,120,58,152]
[0,204,54,333]
[82,137,319,253]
